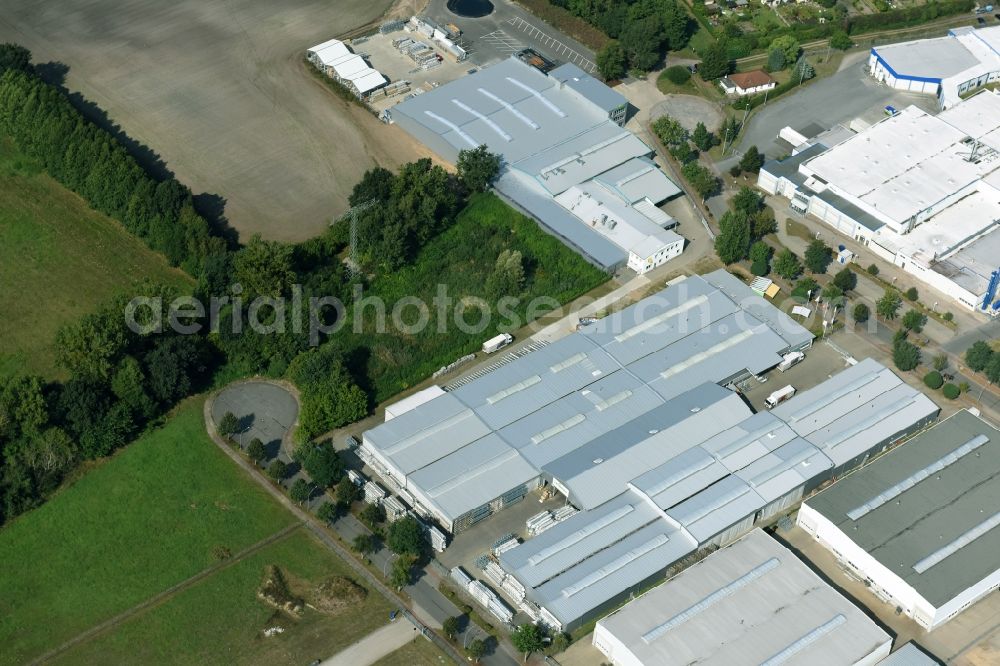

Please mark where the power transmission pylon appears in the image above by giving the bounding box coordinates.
[333,198,378,280]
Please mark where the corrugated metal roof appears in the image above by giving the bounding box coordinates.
[595,530,891,666]
[803,409,1000,607]
[772,358,940,466]
[549,62,627,112]
[877,643,941,666]
[543,385,752,510]
[593,157,682,205]
[495,171,627,269]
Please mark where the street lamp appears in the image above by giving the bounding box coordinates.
[383,552,397,578]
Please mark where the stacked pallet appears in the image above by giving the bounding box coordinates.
[363,481,386,504]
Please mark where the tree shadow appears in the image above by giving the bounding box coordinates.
[238,413,256,433]
[35,60,239,242]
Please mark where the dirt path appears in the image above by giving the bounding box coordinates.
[29,523,303,666]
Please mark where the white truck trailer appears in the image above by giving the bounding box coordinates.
[777,351,805,372]
[482,333,513,354]
[766,385,796,409]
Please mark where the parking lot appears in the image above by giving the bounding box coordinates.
[730,51,941,161]
[211,381,299,461]
[742,339,855,412]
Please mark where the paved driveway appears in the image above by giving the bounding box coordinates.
[726,52,939,163]
[423,0,596,70]
[211,381,298,461]
[322,620,422,666]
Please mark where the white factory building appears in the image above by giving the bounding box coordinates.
[869,26,1000,109]
[389,57,684,274]
[307,38,388,97]
[798,409,1000,630]
[360,271,940,631]
[592,529,892,666]
[758,90,1000,313]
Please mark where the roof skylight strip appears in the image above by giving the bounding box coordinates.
[913,509,1000,574]
[561,534,669,597]
[786,372,880,422]
[659,328,758,380]
[759,614,846,665]
[504,77,566,117]
[846,434,989,520]
[451,99,511,141]
[527,504,635,566]
[614,294,710,343]
[486,375,542,405]
[424,110,478,148]
[477,88,540,129]
[640,557,780,643]
[530,414,586,445]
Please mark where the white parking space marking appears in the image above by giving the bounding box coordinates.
[506,17,596,73]
[481,29,526,54]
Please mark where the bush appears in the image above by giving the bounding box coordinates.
[943,311,954,321]
[905,286,919,301]
[924,371,944,390]
[664,65,691,85]
[751,258,769,276]
[942,383,961,400]
[867,264,879,276]
[853,303,870,323]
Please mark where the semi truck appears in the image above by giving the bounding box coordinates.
[777,351,805,372]
[482,333,513,354]
[766,385,796,409]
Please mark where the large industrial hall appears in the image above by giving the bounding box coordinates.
[360,272,940,631]
[758,89,1000,312]
[389,57,684,274]
[798,409,1000,630]
[592,529,893,666]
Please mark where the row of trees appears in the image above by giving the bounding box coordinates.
[714,187,777,265]
[651,115,722,200]
[0,45,226,278]
[0,287,214,523]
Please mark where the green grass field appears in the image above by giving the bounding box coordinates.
[0,398,297,665]
[0,138,192,379]
[52,530,393,665]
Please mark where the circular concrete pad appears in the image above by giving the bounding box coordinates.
[650,94,723,133]
[212,382,298,458]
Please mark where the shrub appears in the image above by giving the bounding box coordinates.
[664,65,691,85]
[853,303,870,323]
[867,264,879,276]
[905,286,919,301]
[942,383,961,400]
[924,371,944,390]
[943,311,954,321]
[751,258,769,276]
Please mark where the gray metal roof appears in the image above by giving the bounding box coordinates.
[771,358,940,467]
[543,384,752,510]
[760,143,826,187]
[549,63,627,113]
[595,529,891,666]
[878,643,941,666]
[593,157,682,205]
[503,494,698,627]
[813,189,886,233]
[392,57,618,166]
[804,409,1000,607]
[495,171,627,269]
[363,272,813,527]
[512,128,652,195]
